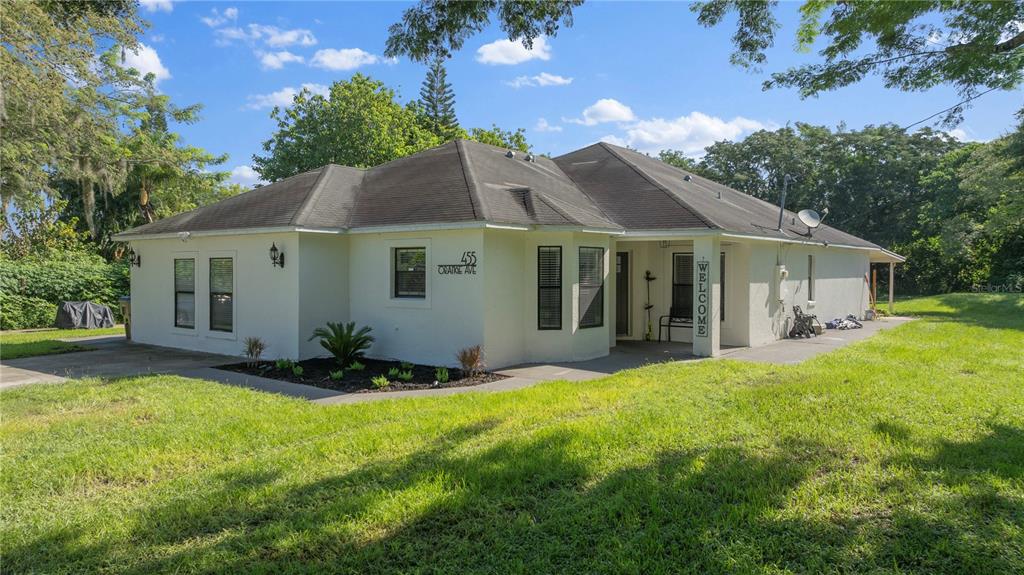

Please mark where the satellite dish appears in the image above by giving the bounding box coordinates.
[797,209,821,230]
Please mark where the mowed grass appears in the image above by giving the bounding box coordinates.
[1,294,1022,574]
[0,326,125,360]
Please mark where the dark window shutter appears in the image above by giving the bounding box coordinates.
[209,258,233,332]
[672,253,693,319]
[174,259,195,329]
[578,247,604,328]
[538,246,562,330]
[394,248,426,298]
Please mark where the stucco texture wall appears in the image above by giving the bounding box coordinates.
[128,232,300,359]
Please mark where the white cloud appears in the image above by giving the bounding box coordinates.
[140,0,173,13]
[259,50,304,70]
[122,43,171,85]
[245,83,329,110]
[947,128,983,142]
[201,7,238,28]
[476,37,551,65]
[229,165,262,188]
[215,24,316,47]
[534,118,562,133]
[149,34,165,43]
[598,134,628,148]
[566,98,636,126]
[310,48,379,71]
[506,72,573,88]
[620,112,766,155]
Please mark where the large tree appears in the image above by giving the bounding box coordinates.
[0,0,144,219]
[386,1,1024,124]
[252,74,441,182]
[419,57,460,140]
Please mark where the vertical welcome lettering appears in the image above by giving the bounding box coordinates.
[696,258,709,338]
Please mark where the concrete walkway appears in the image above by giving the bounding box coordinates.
[1,317,912,403]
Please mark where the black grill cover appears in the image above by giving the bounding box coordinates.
[56,301,115,329]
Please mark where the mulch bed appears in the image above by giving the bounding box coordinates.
[218,356,506,394]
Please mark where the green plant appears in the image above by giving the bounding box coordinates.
[397,370,414,382]
[435,366,450,383]
[0,252,129,326]
[292,365,304,377]
[0,294,57,330]
[308,321,375,366]
[275,359,294,370]
[456,345,484,377]
[243,337,266,367]
[400,360,414,370]
[348,360,366,371]
[370,375,389,389]
[387,366,401,378]
[329,370,344,381]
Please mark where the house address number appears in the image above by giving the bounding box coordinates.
[437,251,478,275]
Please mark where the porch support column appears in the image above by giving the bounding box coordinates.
[888,262,895,315]
[692,235,721,357]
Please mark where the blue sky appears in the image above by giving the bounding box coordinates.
[135,0,1022,187]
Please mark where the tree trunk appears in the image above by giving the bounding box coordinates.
[139,180,155,223]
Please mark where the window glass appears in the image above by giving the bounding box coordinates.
[209,258,233,332]
[394,247,426,298]
[538,246,562,330]
[671,252,725,320]
[579,247,604,328]
[808,254,815,301]
[174,259,195,329]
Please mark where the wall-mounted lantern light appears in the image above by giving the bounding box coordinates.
[129,249,142,268]
[269,243,285,268]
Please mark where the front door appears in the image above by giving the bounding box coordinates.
[616,252,630,336]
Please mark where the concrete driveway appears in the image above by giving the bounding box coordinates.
[2,317,912,403]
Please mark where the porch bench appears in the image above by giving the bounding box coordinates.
[659,307,693,342]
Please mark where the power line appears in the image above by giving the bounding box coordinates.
[901,87,1000,131]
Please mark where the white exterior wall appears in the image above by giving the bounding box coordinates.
[297,234,349,358]
[747,241,870,346]
[127,232,300,359]
[347,229,486,367]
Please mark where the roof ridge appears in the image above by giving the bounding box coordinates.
[598,142,719,229]
[529,191,575,225]
[455,139,488,221]
[291,165,334,226]
[548,147,621,227]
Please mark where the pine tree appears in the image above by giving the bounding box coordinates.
[419,57,460,140]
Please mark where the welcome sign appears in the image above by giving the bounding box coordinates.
[695,258,710,338]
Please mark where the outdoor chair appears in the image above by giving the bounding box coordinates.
[789,305,821,338]
[659,307,693,342]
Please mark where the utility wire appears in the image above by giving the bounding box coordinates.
[901,87,999,131]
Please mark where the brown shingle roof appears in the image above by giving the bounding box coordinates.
[117,139,880,249]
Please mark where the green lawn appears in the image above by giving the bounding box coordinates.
[0,326,125,360]
[1,294,1021,574]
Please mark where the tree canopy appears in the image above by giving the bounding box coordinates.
[419,57,460,140]
[386,0,1024,124]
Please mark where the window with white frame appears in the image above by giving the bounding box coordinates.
[671,252,725,320]
[537,246,562,330]
[209,257,234,332]
[174,258,195,329]
[394,247,426,298]
[808,254,815,301]
[578,247,604,328]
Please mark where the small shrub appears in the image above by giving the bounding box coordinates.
[435,366,449,383]
[400,361,414,370]
[308,321,375,366]
[243,337,266,367]
[347,360,366,371]
[371,375,389,389]
[387,366,401,378]
[275,358,294,370]
[329,370,344,381]
[0,293,56,330]
[292,365,304,377]
[456,345,484,377]
[397,370,414,382]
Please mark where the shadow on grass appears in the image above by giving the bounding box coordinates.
[899,293,1024,331]
[9,417,1024,574]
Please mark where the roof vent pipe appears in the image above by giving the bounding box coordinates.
[525,153,535,162]
[777,174,794,231]
[505,150,515,159]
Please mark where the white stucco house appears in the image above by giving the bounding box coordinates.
[115,140,904,368]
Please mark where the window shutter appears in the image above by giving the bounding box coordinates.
[537,246,562,330]
[174,259,195,329]
[578,247,604,328]
[672,253,694,318]
[209,258,233,332]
